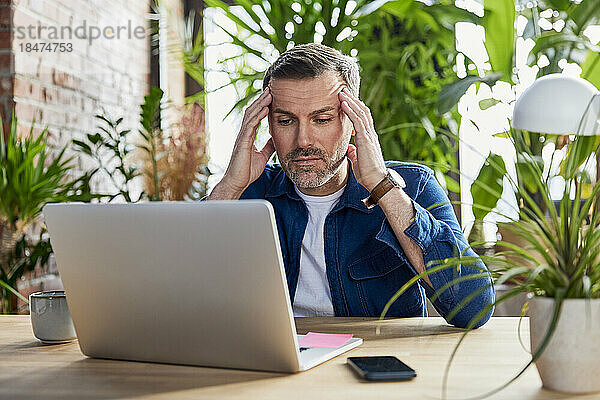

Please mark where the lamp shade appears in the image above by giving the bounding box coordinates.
[512,74,600,136]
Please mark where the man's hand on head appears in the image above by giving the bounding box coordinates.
[209,88,275,200]
[339,88,434,288]
[338,88,387,192]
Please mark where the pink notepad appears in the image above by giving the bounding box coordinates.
[298,332,353,348]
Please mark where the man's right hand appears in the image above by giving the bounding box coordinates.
[209,88,275,200]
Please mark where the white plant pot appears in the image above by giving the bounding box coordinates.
[529,296,600,393]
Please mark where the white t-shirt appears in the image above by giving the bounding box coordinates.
[292,185,346,317]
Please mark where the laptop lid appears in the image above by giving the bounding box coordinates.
[43,201,302,372]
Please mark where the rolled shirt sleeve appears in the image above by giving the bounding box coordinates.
[375,167,495,328]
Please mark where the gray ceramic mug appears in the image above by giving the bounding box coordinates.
[30,290,77,344]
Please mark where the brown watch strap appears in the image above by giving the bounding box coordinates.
[362,174,396,209]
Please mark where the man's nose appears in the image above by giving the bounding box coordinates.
[295,121,315,148]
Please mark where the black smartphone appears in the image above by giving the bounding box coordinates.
[347,356,417,381]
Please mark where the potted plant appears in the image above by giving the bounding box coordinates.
[0,113,93,313]
[486,141,600,394]
[382,74,600,395]
[499,74,600,393]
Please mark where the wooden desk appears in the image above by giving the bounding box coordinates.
[0,316,590,399]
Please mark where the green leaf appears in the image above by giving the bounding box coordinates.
[544,0,571,12]
[516,153,544,194]
[471,153,506,221]
[483,0,515,81]
[428,3,482,27]
[479,98,501,110]
[203,0,276,45]
[571,0,600,32]
[358,0,406,18]
[444,175,461,193]
[87,133,102,145]
[72,139,92,155]
[139,146,153,155]
[140,87,163,134]
[531,33,600,58]
[0,279,29,304]
[561,135,600,180]
[581,50,600,89]
[139,130,150,142]
[95,114,114,127]
[437,73,502,114]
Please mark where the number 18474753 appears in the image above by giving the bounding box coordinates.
[19,42,73,52]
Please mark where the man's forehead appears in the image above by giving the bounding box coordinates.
[269,72,345,113]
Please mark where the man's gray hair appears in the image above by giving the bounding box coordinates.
[262,43,360,96]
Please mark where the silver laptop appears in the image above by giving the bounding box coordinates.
[43,200,362,372]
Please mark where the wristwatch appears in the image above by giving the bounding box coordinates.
[361,168,406,209]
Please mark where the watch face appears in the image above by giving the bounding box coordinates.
[387,169,406,189]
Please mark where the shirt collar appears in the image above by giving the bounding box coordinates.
[265,162,374,214]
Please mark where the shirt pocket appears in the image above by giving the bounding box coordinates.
[347,247,424,317]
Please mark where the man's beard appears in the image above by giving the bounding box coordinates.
[281,143,347,189]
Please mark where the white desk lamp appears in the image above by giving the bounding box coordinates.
[512,73,600,136]
[512,73,600,187]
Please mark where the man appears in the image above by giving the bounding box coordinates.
[208,43,494,328]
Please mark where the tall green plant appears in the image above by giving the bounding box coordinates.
[346,0,478,190]
[139,87,165,202]
[441,0,599,104]
[0,113,93,313]
[190,0,376,116]
[0,115,89,230]
[0,114,91,263]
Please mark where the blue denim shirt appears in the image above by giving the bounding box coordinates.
[238,161,494,328]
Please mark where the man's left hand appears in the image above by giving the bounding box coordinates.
[339,87,387,192]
